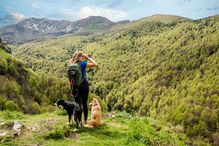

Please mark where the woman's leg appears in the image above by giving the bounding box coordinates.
[80,80,89,123]
[74,86,82,105]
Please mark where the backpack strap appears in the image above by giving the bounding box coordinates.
[77,62,84,85]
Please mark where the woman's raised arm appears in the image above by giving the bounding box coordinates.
[84,54,98,68]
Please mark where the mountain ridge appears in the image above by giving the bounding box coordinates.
[0,14,198,44]
[139,14,192,23]
[0,16,116,44]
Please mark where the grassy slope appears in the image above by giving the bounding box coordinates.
[0,111,189,146]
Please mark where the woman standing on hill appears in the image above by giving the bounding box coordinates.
[69,51,98,124]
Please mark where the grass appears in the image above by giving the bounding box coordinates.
[0,110,189,146]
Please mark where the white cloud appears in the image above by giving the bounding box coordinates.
[10,11,26,22]
[62,6,127,21]
[32,3,41,9]
[5,7,26,23]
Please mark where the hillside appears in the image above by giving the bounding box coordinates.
[13,14,219,145]
[139,14,192,23]
[0,39,69,114]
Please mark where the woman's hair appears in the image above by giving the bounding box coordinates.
[69,51,83,64]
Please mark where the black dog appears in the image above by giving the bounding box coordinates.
[55,99,82,128]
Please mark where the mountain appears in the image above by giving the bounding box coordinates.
[111,14,192,32]
[13,14,219,145]
[0,16,115,44]
[0,14,193,44]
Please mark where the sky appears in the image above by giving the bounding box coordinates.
[0,0,219,27]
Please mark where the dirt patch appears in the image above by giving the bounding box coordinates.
[65,131,79,139]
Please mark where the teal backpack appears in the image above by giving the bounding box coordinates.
[67,63,83,87]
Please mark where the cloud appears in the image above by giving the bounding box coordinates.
[206,5,219,11]
[1,8,26,25]
[5,11,26,24]
[178,0,191,5]
[62,6,127,21]
[32,3,41,9]
[9,11,26,22]
[106,0,123,8]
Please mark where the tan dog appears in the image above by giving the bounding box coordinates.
[88,98,103,128]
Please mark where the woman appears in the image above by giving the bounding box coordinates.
[69,51,98,124]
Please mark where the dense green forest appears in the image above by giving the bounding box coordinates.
[0,39,69,114]
[2,14,219,145]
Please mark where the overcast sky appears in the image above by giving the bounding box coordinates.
[0,0,219,27]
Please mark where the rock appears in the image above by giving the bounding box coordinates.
[12,121,22,136]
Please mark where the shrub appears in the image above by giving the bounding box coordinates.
[192,121,210,137]
[4,100,19,111]
[126,118,155,145]
[0,96,7,110]
[212,132,219,146]
[29,76,39,89]
[45,126,65,140]
[46,105,56,113]
[7,62,18,77]
[29,102,41,114]
[0,57,8,74]
[21,105,28,113]
[4,80,21,99]
[18,95,25,105]
[56,109,67,116]
[0,110,25,119]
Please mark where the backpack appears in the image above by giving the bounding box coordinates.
[67,63,83,87]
